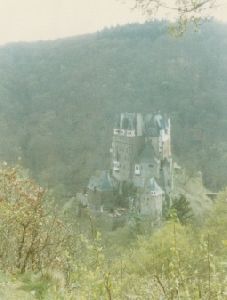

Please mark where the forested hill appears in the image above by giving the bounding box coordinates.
[0,21,227,196]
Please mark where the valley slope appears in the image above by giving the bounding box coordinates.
[0,21,227,197]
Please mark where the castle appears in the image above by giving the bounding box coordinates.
[87,112,173,219]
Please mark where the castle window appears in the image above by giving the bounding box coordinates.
[120,129,125,136]
[113,129,120,135]
[113,161,120,172]
[135,164,141,176]
[127,130,136,137]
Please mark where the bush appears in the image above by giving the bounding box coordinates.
[0,164,70,274]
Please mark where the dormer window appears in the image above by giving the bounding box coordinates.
[135,164,141,176]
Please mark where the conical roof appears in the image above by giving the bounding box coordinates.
[88,171,114,192]
[146,177,163,195]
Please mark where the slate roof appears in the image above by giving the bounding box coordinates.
[146,177,164,195]
[137,142,156,164]
[144,114,159,137]
[88,171,114,192]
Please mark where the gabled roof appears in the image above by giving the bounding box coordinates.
[144,114,159,137]
[146,177,164,195]
[88,171,114,192]
[137,142,156,164]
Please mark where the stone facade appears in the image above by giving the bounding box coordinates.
[87,112,173,218]
[87,171,115,211]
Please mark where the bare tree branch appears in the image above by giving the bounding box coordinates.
[133,0,218,16]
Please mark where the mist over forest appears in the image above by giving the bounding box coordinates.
[0,21,227,196]
[1,21,227,298]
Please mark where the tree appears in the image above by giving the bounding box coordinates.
[132,0,218,34]
[169,194,193,224]
[0,164,71,274]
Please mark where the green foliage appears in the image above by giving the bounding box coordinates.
[1,168,227,298]
[59,190,227,299]
[0,22,227,198]
[1,21,227,298]
[0,164,71,274]
[20,273,50,300]
[133,0,217,36]
[169,194,193,224]
[204,188,227,258]
[117,221,223,298]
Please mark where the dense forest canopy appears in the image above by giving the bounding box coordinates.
[0,21,227,197]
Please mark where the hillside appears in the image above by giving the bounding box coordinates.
[0,21,227,197]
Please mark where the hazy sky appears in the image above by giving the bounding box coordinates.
[0,0,227,45]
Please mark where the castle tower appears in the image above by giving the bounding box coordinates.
[87,111,173,217]
[111,113,145,182]
[138,177,164,217]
